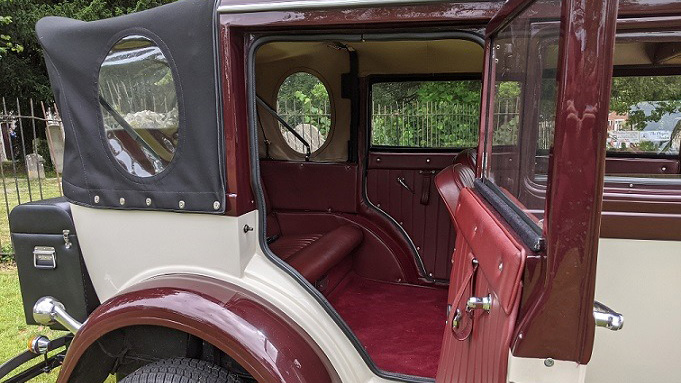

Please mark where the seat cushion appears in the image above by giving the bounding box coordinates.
[286,225,363,283]
[269,233,324,261]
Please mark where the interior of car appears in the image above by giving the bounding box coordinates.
[253,31,681,379]
[254,35,485,378]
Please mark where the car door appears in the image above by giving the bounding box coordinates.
[435,0,620,381]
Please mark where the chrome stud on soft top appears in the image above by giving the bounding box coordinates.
[119,197,125,206]
[213,201,220,210]
[145,198,152,206]
[178,200,185,209]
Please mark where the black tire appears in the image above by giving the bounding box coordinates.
[120,357,242,383]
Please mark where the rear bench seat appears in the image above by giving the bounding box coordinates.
[262,183,363,284]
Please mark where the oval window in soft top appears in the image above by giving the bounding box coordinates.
[98,35,179,178]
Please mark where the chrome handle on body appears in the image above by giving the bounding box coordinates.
[593,300,624,331]
[397,177,415,194]
[466,294,492,312]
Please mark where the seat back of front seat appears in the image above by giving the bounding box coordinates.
[434,163,476,221]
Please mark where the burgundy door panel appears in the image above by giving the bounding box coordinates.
[605,157,680,175]
[536,155,681,176]
[366,151,459,280]
[436,188,527,383]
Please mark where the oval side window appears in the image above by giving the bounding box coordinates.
[98,35,179,178]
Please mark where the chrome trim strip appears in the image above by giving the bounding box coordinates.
[218,0,455,14]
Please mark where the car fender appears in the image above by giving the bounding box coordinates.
[56,274,340,383]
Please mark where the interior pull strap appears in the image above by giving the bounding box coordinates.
[448,256,478,341]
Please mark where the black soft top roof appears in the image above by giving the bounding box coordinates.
[36,0,225,213]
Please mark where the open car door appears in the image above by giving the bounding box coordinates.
[435,0,620,381]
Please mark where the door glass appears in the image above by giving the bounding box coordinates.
[608,75,681,157]
[485,0,561,221]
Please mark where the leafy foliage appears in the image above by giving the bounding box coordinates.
[371,80,481,148]
[0,0,175,102]
[0,15,23,59]
[610,76,681,130]
[276,72,332,152]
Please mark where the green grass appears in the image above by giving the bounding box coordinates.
[0,175,63,254]
[0,268,117,382]
[0,267,66,382]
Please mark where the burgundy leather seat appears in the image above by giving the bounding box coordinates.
[453,147,477,171]
[435,148,477,215]
[262,182,363,284]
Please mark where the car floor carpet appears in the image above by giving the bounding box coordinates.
[327,273,448,378]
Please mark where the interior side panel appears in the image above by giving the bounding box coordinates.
[260,160,420,282]
[366,152,459,279]
[436,188,527,383]
[260,161,358,213]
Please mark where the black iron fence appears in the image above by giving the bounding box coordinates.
[371,101,481,148]
[1,99,63,260]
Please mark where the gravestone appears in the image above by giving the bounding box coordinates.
[46,119,65,173]
[25,153,45,180]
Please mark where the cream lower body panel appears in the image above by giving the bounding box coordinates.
[70,204,389,383]
[586,238,681,383]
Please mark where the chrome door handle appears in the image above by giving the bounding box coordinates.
[397,177,415,194]
[593,301,624,331]
[466,294,492,312]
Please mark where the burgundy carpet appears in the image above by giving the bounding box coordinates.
[328,274,448,378]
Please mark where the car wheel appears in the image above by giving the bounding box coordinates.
[119,357,242,383]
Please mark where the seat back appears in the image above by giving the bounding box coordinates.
[435,163,475,221]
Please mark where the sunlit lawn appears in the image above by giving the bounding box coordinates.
[0,175,63,253]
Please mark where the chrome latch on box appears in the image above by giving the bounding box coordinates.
[33,246,56,270]
[62,230,72,249]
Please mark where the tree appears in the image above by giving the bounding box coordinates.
[0,0,175,103]
[371,80,481,148]
[0,15,23,59]
[610,76,681,130]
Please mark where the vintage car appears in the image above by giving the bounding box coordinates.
[1,0,680,382]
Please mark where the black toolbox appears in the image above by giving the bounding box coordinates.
[9,197,99,329]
